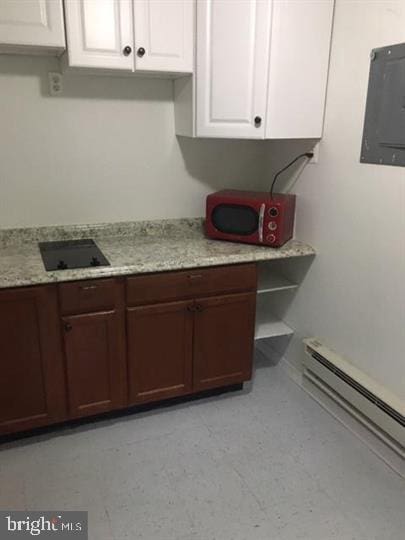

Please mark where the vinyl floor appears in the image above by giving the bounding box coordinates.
[1,355,404,540]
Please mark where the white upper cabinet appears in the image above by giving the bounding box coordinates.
[64,0,134,71]
[175,0,334,139]
[265,0,334,139]
[64,0,194,75]
[0,0,65,53]
[195,0,271,138]
[133,0,194,73]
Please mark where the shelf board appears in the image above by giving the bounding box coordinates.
[255,315,294,340]
[257,271,298,294]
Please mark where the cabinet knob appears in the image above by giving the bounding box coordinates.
[187,304,203,313]
[123,46,132,56]
[64,323,72,332]
[254,116,262,126]
[137,47,146,57]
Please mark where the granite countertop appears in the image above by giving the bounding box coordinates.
[0,218,316,289]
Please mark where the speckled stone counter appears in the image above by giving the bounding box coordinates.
[0,218,315,289]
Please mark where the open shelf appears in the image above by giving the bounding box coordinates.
[255,314,294,340]
[257,269,298,294]
[255,261,299,340]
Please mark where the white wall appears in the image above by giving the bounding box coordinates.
[0,55,267,228]
[271,0,405,401]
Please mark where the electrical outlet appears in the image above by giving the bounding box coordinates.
[48,72,63,96]
[309,142,320,164]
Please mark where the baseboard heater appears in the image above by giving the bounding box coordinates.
[303,338,405,454]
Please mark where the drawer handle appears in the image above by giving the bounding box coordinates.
[188,274,203,280]
[80,285,97,291]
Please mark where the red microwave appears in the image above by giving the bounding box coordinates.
[205,190,296,247]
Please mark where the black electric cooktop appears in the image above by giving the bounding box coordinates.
[38,239,110,271]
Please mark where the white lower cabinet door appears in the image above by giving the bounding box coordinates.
[64,0,134,71]
[196,0,272,138]
[133,0,194,74]
[0,0,65,52]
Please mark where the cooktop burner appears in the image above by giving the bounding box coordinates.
[38,239,110,271]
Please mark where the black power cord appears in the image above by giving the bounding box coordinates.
[270,152,314,200]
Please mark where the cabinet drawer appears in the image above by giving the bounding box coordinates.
[59,278,123,315]
[126,264,257,306]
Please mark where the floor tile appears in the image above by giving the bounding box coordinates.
[0,361,403,540]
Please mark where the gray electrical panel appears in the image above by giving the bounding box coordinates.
[361,42,405,167]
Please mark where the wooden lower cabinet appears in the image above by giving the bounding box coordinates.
[0,286,66,435]
[126,264,257,405]
[127,300,193,404]
[0,264,257,436]
[193,292,256,391]
[62,310,127,418]
[127,293,256,404]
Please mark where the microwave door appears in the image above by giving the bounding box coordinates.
[211,203,264,242]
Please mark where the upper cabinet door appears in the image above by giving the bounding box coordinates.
[133,0,194,73]
[64,0,134,70]
[195,0,272,138]
[265,0,334,139]
[0,0,65,52]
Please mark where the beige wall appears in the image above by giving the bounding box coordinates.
[272,0,405,401]
[0,55,267,228]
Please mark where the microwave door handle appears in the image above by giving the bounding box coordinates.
[258,204,265,243]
